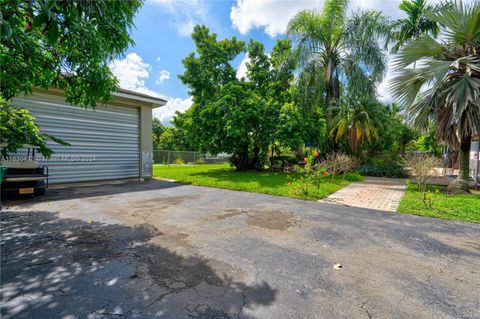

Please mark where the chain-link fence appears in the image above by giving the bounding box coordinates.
[153,150,230,165]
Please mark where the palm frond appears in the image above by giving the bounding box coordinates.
[322,0,348,39]
[389,68,428,106]
[428,1,480,47]
[392,34,444,69]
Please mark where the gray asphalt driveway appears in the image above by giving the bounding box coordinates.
[1,180,479,319]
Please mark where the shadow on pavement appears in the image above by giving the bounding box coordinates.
[1,209,277,318]
[1,179,182,207]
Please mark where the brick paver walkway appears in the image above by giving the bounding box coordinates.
[319,177,406,212]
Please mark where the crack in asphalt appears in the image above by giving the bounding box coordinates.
[357,300,373,319]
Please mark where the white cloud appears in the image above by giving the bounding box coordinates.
[109,53,171,97]
[153,96,193,126]
[156,69,171,85]
[177,19,197,37]
[230,0,323,37]
[376,52,397,102]
[236,55,249,80]
[229,0,428,37]
[109,53,151,92]
[110,52,191,125]
[150,0,207,37]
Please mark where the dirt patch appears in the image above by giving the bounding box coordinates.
[216,209,299,231]
[106,195,199,225]
[246,211,298,230]
[214,209,247,221]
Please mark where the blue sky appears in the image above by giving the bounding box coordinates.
[109,0,417,125]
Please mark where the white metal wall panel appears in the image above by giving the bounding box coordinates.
[13,93,140,184]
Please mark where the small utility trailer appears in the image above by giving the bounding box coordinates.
[1,145,49,197]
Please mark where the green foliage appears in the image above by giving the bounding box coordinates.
[152,118,165,147]
[1,0,143,106]
[287,1,390,123]
[153,123,196,152]
[370,103,419,155]
[1,1,142,158]
[174,157,185,165]
[331,98,386,152]
[276,102,326,151]
[178,26,306,171]
[390,1,480,149]
[388,0,441,53]
[359,154,408,178]
[0,101,69,158]
[390,1,480,191]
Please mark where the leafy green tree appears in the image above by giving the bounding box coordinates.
[390,1,480,192]
[384,107,419,155]
[1,0,142,106]
[1,0,142,157]
[178,26,300,170]
[389,0,440,53]
[287,0,389,124]
[156,127,177,151]
[152,118,165,149]
[413,123,443,157]
[0,101,68,158]
[153,124,197,152]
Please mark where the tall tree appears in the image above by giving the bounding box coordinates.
[1,0,143,107]
[287,0,389,124]
[390,1,480,192]
[178,26,301,170]
[389,0,440,53]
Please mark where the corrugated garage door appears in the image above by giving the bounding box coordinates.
[13,93,140,184]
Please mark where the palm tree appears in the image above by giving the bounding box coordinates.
[389,0,440,53]
[390,1,480,192]
[331,98,385,152]
[287,0,389,124]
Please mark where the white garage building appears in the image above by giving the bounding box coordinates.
[12,89,166,184]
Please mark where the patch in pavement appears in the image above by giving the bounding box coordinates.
[216,209,299,230]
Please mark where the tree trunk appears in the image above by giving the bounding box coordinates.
[325,60,334,126]
[447,137,471,193]
[251,146,261,170]
[233,147,249,171]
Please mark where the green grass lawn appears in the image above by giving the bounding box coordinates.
[153,163,363,201]
[398,183,480,223]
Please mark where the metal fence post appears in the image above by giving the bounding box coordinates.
[167,150,170,166]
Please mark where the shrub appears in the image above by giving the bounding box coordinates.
[322,153,358,177]
[174,157,185,165]
[343,172,364,181]
[360,154,408,178]
[289,173,314,196]
[403,153,441,193]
